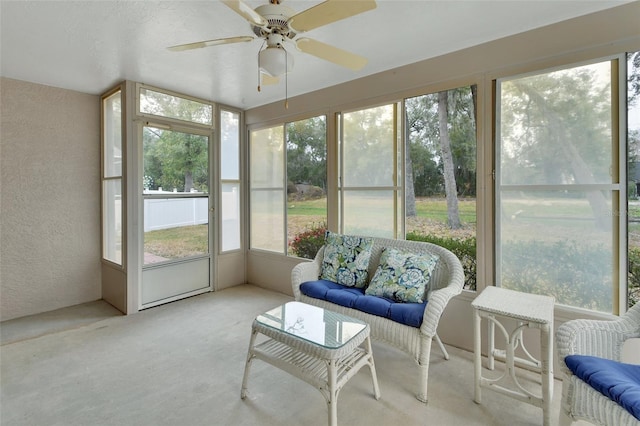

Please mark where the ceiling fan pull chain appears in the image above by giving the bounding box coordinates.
[284,48,289,109]
[257,40,266,92]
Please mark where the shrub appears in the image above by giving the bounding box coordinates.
[629,247,640,308]
[290,224,327,259]
[501,239,613,312]
[406,232,477,291]
[287,181,298,194]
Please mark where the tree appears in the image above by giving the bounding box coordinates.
[286,116,327,189]
[141,90,211,192]
[501,65,612,229]
[342,105,396,187]
[404,86,476,226]
[405,112,416,216]
[144,128,208,192]
[628,51,640,105]
[438,91,462,229]
[448,87,477,197]
[405,95,441,201]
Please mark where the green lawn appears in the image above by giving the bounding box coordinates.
[287,198,328,216]
[413,198,476,223]
[144,224,208,259]
[287,197,477,223]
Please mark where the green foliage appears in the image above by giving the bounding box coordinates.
[406,232,476,291]
[342,105,395,186]
[286,116,327,189]
[629,247,640,308]
[501,239,613,312]
[141,91,210,193]
[290,224,327,259]
[405,86,477,198]
[143,127,208,192]
[500,65,612,185]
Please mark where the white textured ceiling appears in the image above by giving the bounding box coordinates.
[0,1,632,109]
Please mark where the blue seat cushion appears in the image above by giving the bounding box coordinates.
[300,280,426,328]
[565,355,640,420]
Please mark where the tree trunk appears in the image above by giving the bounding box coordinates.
[438,91,462,229]
[405,112,416,217]
[184,171,194,192]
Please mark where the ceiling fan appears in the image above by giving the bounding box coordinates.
[168,0,377,87]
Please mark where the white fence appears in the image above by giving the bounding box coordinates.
[144,196,208,232]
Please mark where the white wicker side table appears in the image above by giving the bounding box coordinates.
[472,286,555,426]
[241,301,381,426]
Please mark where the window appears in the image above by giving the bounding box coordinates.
[139,86,212,126]
[249,116,328,258]
[405,86,478,291]
[496,59,622,313]
[220,109,242,252]
[628,51,640,308]
[340,104,401,238]
[286,116,327,258]
[102,89,123,265]
[250,125,285,252]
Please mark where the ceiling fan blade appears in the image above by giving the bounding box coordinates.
[221,0,268,27]
[167,36,254,52]
[288,0,376,32]
[258,73,279,92]
[262,74,279,85]
[296,38,367,71]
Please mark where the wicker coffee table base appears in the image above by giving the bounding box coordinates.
[241,323,381,426]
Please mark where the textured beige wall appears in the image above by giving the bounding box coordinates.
[1,78,101,321]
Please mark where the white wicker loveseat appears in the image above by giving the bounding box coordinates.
[291,236,464,403]
[556,302,640,425]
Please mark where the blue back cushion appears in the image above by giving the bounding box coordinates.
[300,280,426,328]
[565,355,640,420]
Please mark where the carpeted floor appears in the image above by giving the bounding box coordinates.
[1,284,574,426]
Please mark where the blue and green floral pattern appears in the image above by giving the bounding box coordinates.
[320,232,373,288]
[365,248,439,303]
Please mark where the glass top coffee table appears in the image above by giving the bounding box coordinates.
[241,301,381,426]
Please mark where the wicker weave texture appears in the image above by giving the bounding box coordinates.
[471,286,554,323]
[292,237,465,402]
[556,303,640,425]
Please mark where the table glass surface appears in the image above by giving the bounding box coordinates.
[256,302,367,349]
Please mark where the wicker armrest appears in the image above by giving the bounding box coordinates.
[556,315,636,375]
[291,246,324,300]
[420,248,464,337]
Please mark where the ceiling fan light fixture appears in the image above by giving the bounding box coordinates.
[259,45,293,77]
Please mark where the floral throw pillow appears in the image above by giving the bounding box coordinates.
[365,247,439,303]
[320,231,373,288]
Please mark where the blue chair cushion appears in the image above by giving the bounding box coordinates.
[565,355,640,420]
[389,302,427,328]
[300,279,343,300]
[300,280,426,328]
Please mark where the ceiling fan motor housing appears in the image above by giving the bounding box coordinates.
[252,4,296,39]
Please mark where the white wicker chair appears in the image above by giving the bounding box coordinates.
[556,302,640,426]
[291,236,465,403]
